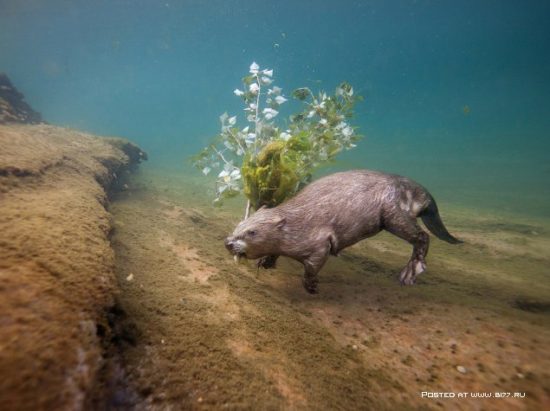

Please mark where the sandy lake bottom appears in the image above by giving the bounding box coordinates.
[107,166,550,410]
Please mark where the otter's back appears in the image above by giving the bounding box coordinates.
[281,169,429,220]
[290,170,404,203]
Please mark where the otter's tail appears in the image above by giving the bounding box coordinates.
[420,198,463,244]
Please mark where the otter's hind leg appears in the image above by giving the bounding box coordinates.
[302,243,331,294]
[384,215,430,285]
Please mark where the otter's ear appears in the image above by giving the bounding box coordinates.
[275,217,286,230]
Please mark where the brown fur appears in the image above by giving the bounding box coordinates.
[225,170,461,293]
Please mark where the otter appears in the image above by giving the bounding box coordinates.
[225,170,461,293]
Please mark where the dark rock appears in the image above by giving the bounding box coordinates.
[0,73,43,124]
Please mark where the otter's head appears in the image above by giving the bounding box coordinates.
[224,208,286,260]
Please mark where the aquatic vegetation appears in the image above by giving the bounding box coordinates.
[193,62,362,212]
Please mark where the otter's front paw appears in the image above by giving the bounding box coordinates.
[302,278,318,294]
[257,255,278,270]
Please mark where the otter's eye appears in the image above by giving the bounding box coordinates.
[247,230,257,237]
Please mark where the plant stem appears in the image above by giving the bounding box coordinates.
[212,147,237,169]
[244,200,251,220]
[253,74,261,158]
[230,129,246,155]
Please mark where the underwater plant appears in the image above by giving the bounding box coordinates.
[193,62,362,216]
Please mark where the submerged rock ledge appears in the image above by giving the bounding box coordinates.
[0,124,146,410]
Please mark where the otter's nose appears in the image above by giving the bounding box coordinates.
[224,237,235,252]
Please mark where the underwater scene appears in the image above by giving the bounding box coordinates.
[0,1,549,410]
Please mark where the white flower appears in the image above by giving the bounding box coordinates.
[261,76,273,85]
[230,169,241,180]
[337,86,353,97]
[249,103,257,110]
[263,108,278,120]
[275,95,287,104]
[335,121,347,130]
[280,132,291,141]
[262,69,273,77]
[268,86,282,95]
[218,168,241,183]
[249,62,259,74]
[228,116,237,126]
[249,83,260,94]
[342,126,353,137]
[202,167,211,175]
[233,89,244,97]
[307,110,315,118]
[245,133,256,145]
[247,114,255,122]
[242,126,249,133]
[319,118,327,126]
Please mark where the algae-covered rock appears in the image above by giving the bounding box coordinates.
[0,124,145,410]
[0,74,42,124]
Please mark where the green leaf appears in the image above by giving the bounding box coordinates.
[242,75,256,86]
[292,88,311,101]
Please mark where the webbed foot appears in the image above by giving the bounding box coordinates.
[399,259,426,285]
[302,277,319,294]
[257,255,278,270]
